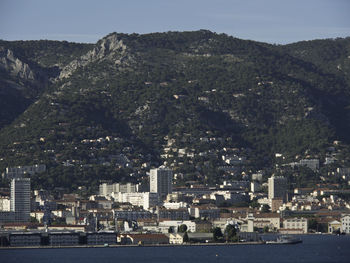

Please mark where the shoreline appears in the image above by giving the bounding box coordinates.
[0,241,265,250]
[1,233,337,250]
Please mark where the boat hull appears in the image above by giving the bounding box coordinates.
[266,239,302,244]
[265,236,302,245]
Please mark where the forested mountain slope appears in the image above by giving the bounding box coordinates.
[0,31,349,191]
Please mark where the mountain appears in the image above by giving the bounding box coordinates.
[0,31,349,191]
[0,40,93,129]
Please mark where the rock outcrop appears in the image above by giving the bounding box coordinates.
[0,47,35,81]
[58,33,131,79]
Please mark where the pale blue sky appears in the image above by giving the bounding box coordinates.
[0,0,349,44]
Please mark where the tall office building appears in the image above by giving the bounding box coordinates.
[268,176,287,202]
[10,178,31,222]
[150,166,173,199]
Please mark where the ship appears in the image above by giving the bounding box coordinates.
[265,235,302,244]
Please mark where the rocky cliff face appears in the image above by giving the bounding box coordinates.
[0,46,51,129]
[0,47,35,81]
[58,33,132,79]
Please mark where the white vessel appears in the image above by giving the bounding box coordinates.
[266,235,302,244]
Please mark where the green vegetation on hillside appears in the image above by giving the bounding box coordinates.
[0,31,350,191]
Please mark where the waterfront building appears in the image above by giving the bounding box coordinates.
[328,220,342,233]
[86,232,116,245]
[118,233,169,245]
[341,214,350,233]
[11,178,31,222]
[282,217,308,233]
[254,213,281,230]
[49,232,80,246]
[150,166,173,199]
[186,233,213,243]
[37,225,86,232]
[169,233,185,244]
[9,232,41,247]
[212,218,241,233]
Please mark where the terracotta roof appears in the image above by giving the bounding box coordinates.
[220,213,234,218]
[47,224,86,228]
[4,223,39,227]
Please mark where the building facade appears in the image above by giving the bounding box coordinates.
[86,232,116,245]
[112,192,158,210]
[10,178,31,222]
[99,182,139,196]
[9,232,41,247]
[283,217,308,234]
[0,196,10,211]
[150,166,173,199]
[341,214,350,234]
[328,220,341,233]
[268,176,287,201]
[49,233,80,246]
[114,209,152,221]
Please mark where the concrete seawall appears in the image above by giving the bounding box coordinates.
[0,241,265,250]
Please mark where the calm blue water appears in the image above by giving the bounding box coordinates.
[1,234,350,263]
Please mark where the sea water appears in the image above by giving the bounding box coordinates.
[1,234,349,263]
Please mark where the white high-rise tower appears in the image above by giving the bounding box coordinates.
[10,178,31,222]
[268,175,287,202]
[150,166,173,199]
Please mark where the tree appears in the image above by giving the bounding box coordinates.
[178,224,188,233]
[249,198,259,208]
[183,232,189,243]
[212,227,223,241]
[261,204,270,213]
[308,218,318,232]
[30,216,39,223]
[263,226,269,233]
[225,224,238,242]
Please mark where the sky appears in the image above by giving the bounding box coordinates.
[0,0,349,44]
